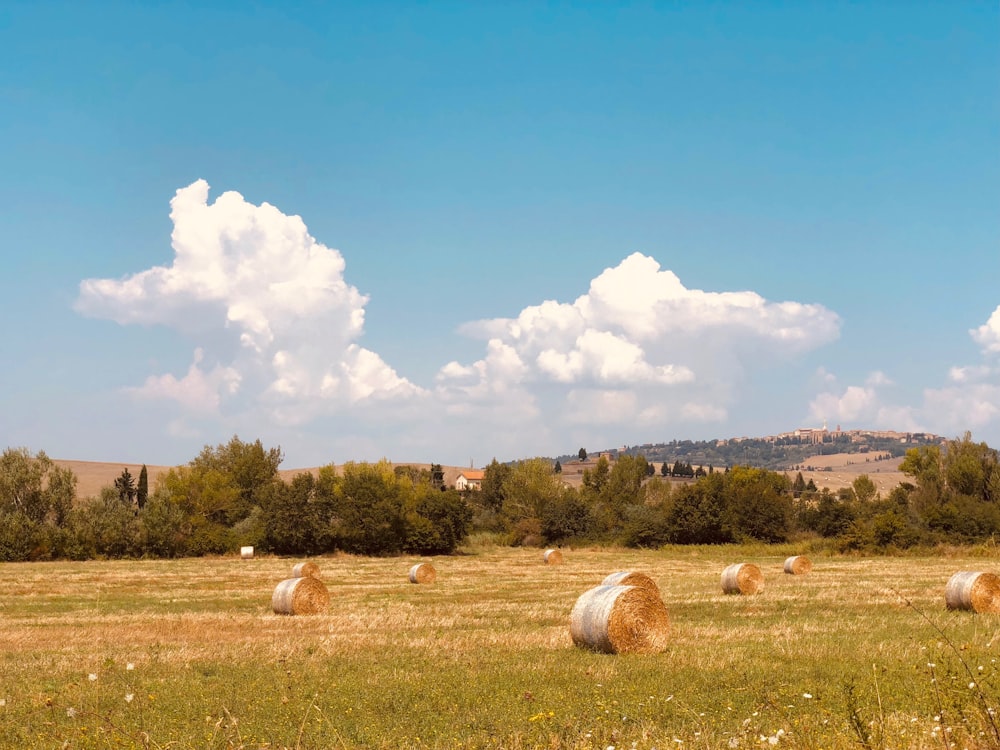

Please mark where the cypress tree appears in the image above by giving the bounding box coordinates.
[137,464,149,509]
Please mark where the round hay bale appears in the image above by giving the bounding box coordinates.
[783,555,812,575]
[408,562,436,584]
[945,571,1000,613]
[240,546,254,560]
[543,549,563,565]
[569,584,670,655]
[601,570,659,593]
[271,577,330,615]
[292,560,321,578]
[721,563,764,595]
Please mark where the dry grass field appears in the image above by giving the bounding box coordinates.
[2,544,999,748]
[790,452,907,495]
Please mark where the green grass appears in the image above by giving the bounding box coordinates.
[1,545,999,748]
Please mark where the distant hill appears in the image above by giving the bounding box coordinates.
[557,432,940,473]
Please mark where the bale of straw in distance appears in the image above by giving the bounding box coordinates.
[721,563,764,595]
[783,555,812,575]
[291,560,321,579]
[601,570,659,593]
[240,546,254,560]
[945,571,1000,613]
[543,549,564,565]
[570,584,670,655]
[271,576,330,615]
[408,562,436,584]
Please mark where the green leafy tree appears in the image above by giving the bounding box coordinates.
[190,436,283,523]
[722,466,792,543]
[406,485,472,554]
[599,455,649,527]
[800,488,857,538]
[331,460,408,554]
[852,474,878,503]
[0,448,76,524]
[502,458,562,543]
[480,459,511,514]
[943,432,999,499]
[665,474,729,544]
[137,494,186,558]
[900,444,944,501]
[0,511,40,561]
[67,487,140,559]
[581,456,610,496]
[541,488,592,543]
[260,472,328,555]
[157,466,239,555]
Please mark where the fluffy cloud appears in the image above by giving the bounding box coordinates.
[73,183,849,461]
[127,348,241,412]
[442,252,840,430]
[76,180,424,424]
[809,360,1000,439]
[971,305,1000,354]
[809,384,881,425]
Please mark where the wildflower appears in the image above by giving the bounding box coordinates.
[802,693,813,699]
[0,698,5,707]
[66,707,77,718]
[88,673,97,682]
[126,663,135,671]
[927,663,936,668]
[125,694,134,703]
[970,682,977,689]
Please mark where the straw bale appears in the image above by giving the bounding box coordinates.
[240,546,254,560]
[271,576,330,615]
[408,562,436,584]
[945,571,1000,613]
[543,549,563,565]
[291,560,321,578]
[721,562,764,595]
[570,584,670,654]
[783,555,812,575]
[601,570,659,593]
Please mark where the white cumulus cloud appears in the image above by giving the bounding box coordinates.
[971,306,1000,354]
[76,180,424,426]
[443,252,840,433]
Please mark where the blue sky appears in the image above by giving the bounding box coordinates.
[1,2,998,469]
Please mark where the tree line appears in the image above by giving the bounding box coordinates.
[1,432,998,561]
[0,439,470,561]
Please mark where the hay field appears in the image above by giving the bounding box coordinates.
[2,545,999,749]
[791,452,907,496]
